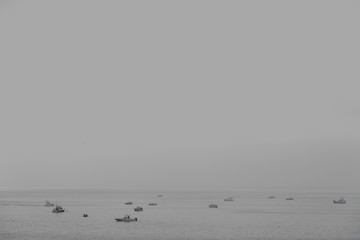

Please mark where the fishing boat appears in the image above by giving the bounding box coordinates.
[52,205,65,213]
[115,215,138,222]
[134,206,143,211]
[333,197,346,204]
[224,197,234,201]
[148,203,157,206]
[44,200,54,207]
[125,201,133,205]
[209,204,218,208]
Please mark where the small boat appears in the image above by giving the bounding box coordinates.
[134,206,143,212]
[52,205,65,213]
[44,200,54,207]
[209,204,218,208]
[286,197,294,200]
[125,201,133,205]
[333,197,346,204]
[157,194,163,197]
[83,214,88,217]
[148,203,157,206]
[224,197,234,201]
[115,215,138,222]
[268,196,275,199]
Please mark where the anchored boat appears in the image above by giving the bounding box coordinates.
[134,206,143,211]
[44,200,54,207]
[115,215,137,222]
[333,197,346,204]
[224,197,234,201]
[52,205,65,213]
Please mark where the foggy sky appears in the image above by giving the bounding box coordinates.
[0,0,359,190]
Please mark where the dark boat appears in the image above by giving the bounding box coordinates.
[115,215,138,222]
[333,198,346,204]
[52,205,65,213]
[134,206,143,211]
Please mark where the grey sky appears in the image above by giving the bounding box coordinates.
[0,1,359,189]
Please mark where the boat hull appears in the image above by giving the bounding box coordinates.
[115,218,137,222]
[52,209,65,213]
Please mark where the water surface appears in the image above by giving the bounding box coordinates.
[1,188,359,240]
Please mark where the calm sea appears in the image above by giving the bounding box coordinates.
[0,188,359,240]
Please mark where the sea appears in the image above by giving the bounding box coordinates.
[0,187,359,240]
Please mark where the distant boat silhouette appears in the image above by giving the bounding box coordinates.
[115,215,137,222]
[333,197,346,204]
[44,200,54,207]
[52,205,65,213]
[134,206,143,211]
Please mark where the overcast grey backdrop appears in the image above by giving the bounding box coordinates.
[0,0,359,190]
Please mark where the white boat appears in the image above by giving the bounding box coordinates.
[134,206,143,211]
[52,205,65,213]
[115,215,138,222]
[224,197,234,201]
[148,203,157,206]
[44,200,54,207]
[333,197,346,204]
[209,204,218,208]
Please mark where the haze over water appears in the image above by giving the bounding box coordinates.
[1,0,359,191]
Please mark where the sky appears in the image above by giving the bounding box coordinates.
[0,0,359,190]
